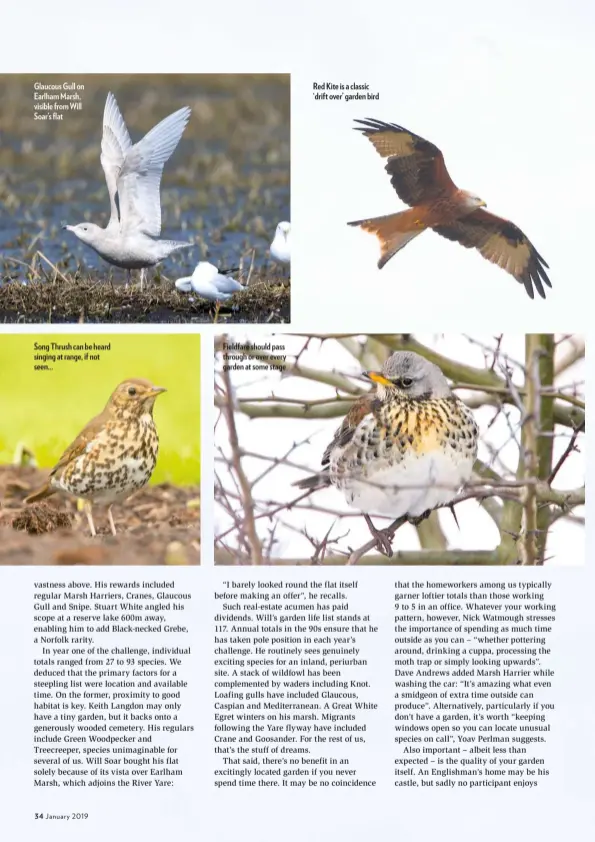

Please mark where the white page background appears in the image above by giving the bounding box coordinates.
[1,1,593,840]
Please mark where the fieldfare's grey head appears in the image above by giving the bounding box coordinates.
[363,351,452,400]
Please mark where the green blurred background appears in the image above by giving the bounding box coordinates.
[0,334,201,484]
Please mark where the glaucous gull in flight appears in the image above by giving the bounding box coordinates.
[64,92,192,289]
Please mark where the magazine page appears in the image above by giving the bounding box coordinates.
[0,3,592,842]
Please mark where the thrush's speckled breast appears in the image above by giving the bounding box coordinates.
[25,378,166,536]
[296,351,478,519]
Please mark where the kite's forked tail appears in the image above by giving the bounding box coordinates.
[348,210,426,269]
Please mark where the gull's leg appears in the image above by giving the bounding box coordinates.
[85,503,97,538]
[107,506,117,537]
[140,268,146,292]
[212,301,221,323]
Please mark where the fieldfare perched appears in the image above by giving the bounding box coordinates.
[295,351,478,553]
[25,378,166,537]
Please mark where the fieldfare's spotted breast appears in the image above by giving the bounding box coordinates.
[295,350,478,519]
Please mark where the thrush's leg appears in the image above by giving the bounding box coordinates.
[107,506,117,537]
[84,503,97,538]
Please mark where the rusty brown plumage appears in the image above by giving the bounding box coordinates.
[349,118,551,299]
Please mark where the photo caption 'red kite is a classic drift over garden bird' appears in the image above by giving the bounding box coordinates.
[348,119,551,299]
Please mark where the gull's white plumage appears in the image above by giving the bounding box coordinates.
[64,92,192,287]
[175,262,243,301]
[270,221,291,264]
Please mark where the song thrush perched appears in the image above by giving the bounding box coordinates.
[25,378,166,537]
[295,351,478,552]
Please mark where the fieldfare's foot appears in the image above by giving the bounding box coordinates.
[364,514,397,557]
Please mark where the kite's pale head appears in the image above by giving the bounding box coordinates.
[461,192,487,211]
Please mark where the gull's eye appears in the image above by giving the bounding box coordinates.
[128,386,137,396]
[400,377,413,388]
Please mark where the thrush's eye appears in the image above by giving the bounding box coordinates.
[128,386,137,396]
[400,377,413,388]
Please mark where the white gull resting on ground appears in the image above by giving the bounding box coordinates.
[63,92,192,290]
[270,221,291,266]
[175,261,243,301]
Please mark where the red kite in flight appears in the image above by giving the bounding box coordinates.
[349,119,551,299]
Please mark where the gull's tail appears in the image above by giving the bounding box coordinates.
[165,240,193,250]
[348,210,425,269]
[158,240,193,259]
[175,277,192,293]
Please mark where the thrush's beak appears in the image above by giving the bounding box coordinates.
[363,371,393,387]
[151,386,167,395]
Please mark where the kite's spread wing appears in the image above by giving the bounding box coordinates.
[354,118,458,206]
[432,209,551,299]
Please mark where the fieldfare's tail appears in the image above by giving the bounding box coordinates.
[348,210,425,269]
[25,483,55,504]
[293,472,330,492]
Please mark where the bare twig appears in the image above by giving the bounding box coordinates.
[220,352,263,564]
[548,421,585,485]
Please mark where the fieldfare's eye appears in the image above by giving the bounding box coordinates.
[128,386,137,396]
[400,377,413,388]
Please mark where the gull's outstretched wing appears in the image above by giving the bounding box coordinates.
[100,93,133,227]
[117,106,191,237]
